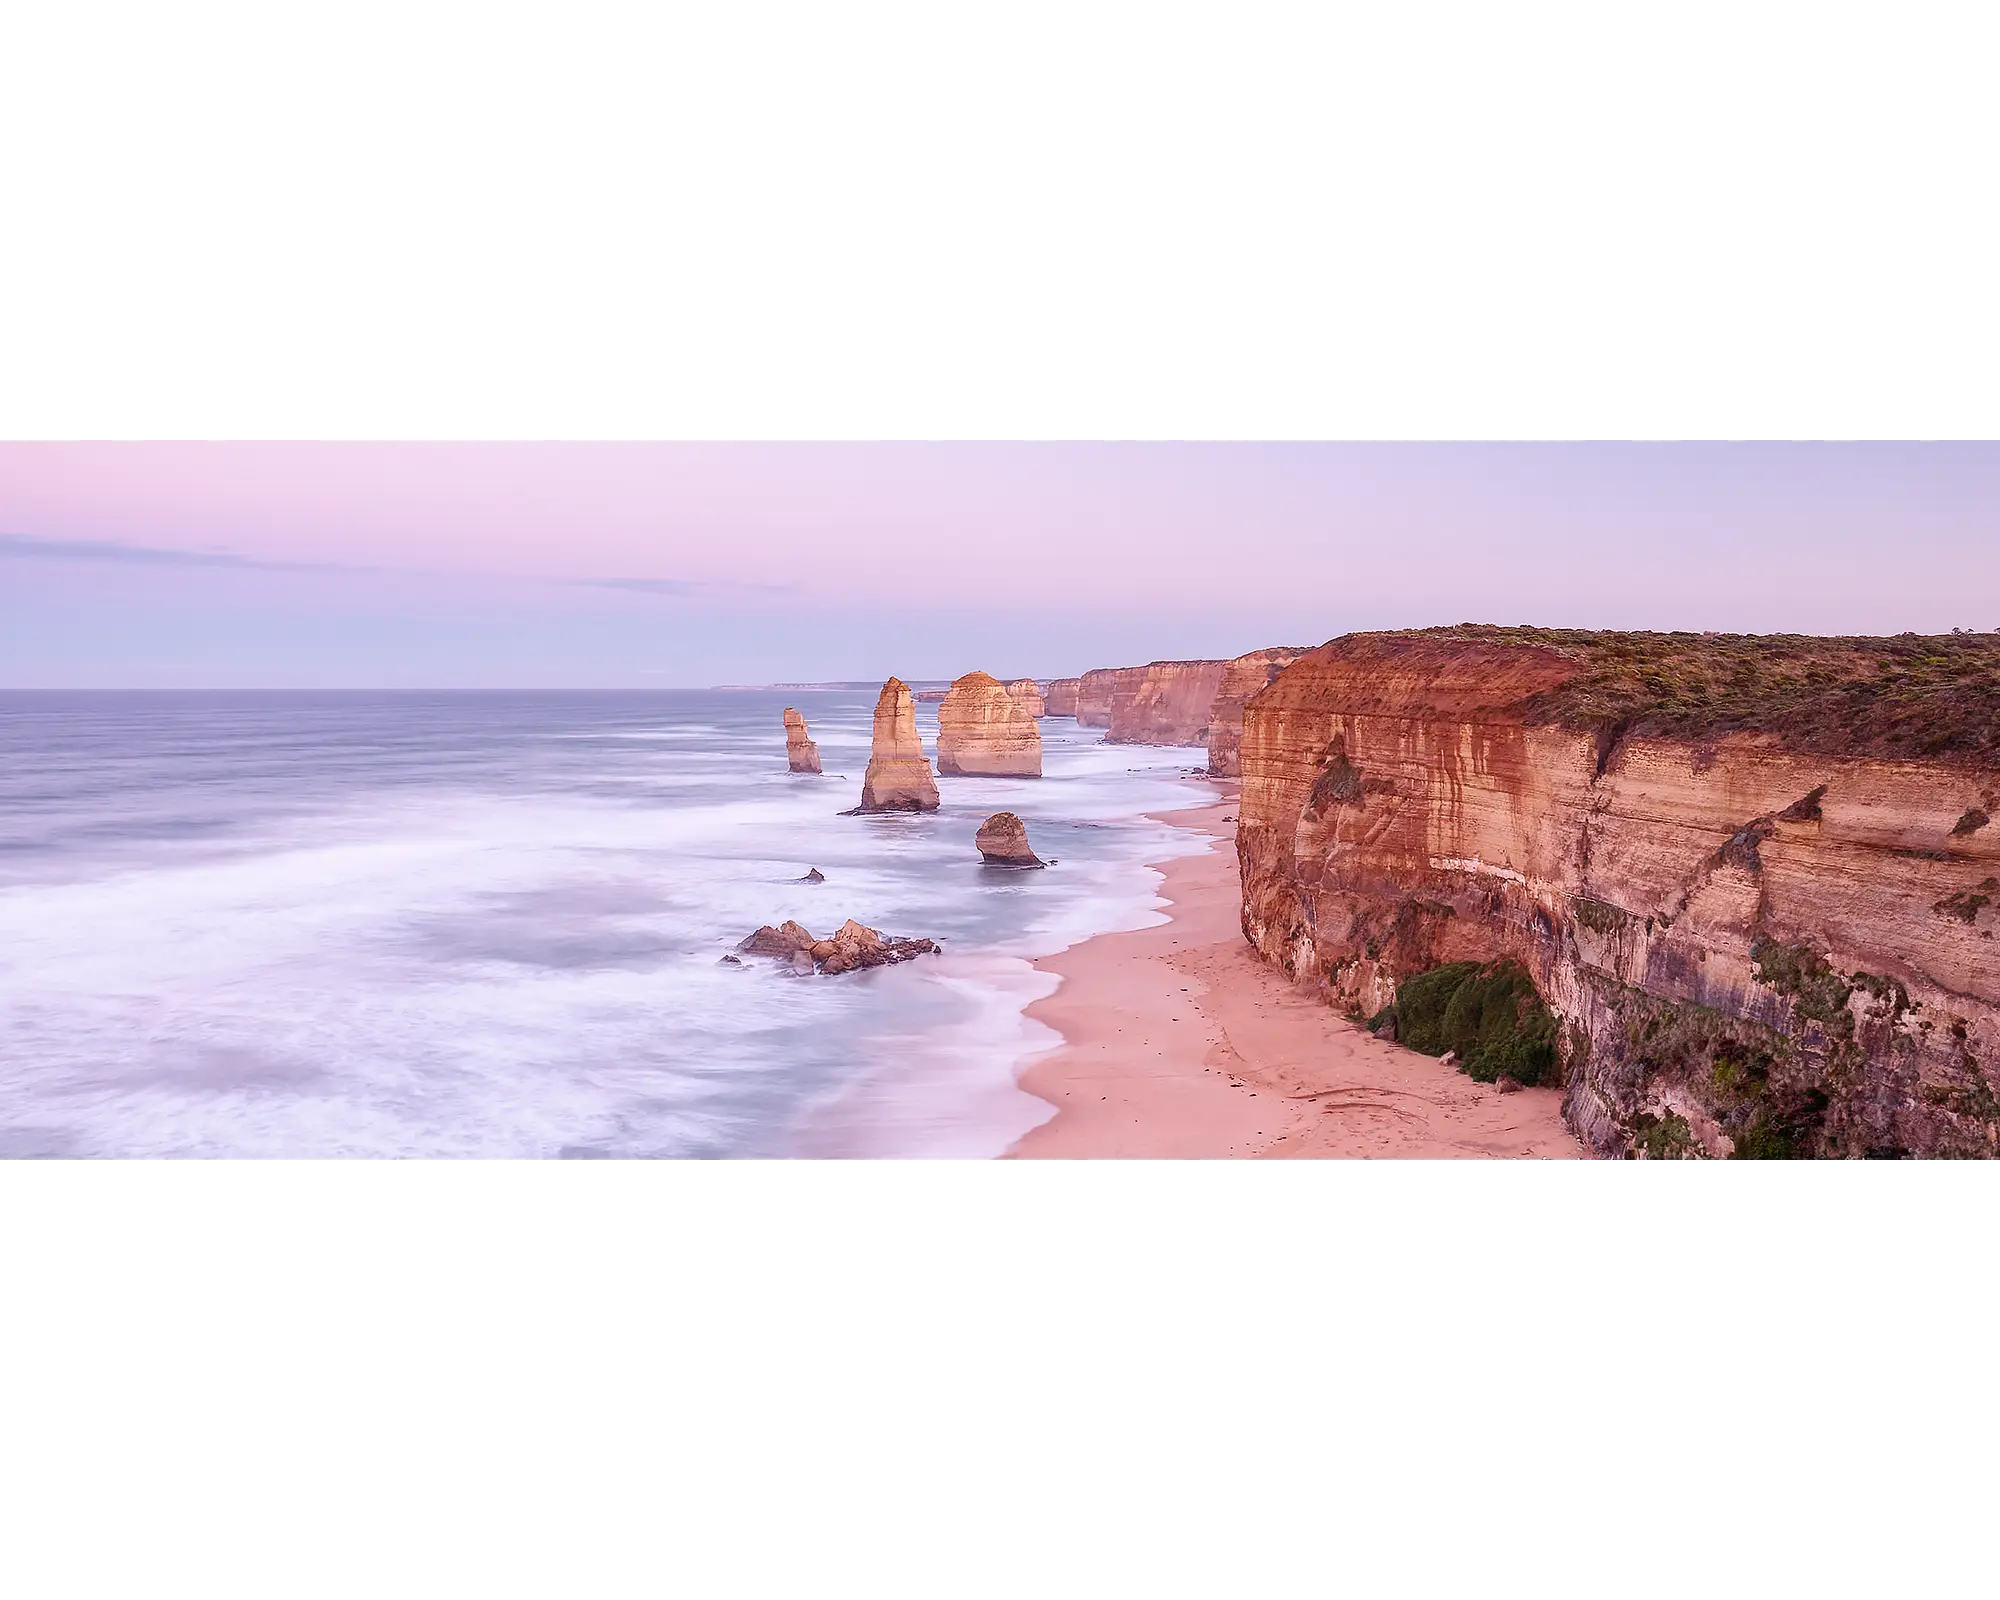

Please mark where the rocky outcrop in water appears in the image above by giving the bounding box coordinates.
[1206,647,1308,776]
[1007,679,1046,718]
[936,671,1041,778]
[737,917,937,974]
[1044,678,1081,717]
[855,677,941,812]
[784,708,822,774]
[1235,627,2000,1159]
[975,811,1044,867]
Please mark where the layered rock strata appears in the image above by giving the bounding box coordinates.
[1044,678,1081,717]
[1205,647,1308,776]
[1235,627,2000,1159]
[1103,659,1230,746]
[1074,667,1137,728]
[936,671,1042,778]
[737,918,937,974]
[1006,679,1046,718]
[783,708,822,774]
[975,812,1044,867]
[855,677,941,811]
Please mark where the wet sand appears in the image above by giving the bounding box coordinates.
[1007,797,1583,1159]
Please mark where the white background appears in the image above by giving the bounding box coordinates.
[4,2,1997,1594]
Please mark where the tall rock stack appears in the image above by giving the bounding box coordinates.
[856,677,941,812]
[1044,679,1081,717]
[1205,647,1308,776]
[937,671,1042,777]
[783,708,822,774]
[1006,679,1046,719]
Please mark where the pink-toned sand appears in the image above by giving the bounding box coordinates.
[1008,799,1583,1159]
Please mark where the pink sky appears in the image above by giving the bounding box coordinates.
[2,443,1996,686]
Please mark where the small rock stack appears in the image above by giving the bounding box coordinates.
[975,812,1045,868]
[784,708,822,774]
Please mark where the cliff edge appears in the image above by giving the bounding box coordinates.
[1236,627,2000,1158]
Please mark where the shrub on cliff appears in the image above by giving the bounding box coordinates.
[1392,960,1561,1086]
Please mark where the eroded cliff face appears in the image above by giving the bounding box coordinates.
[1236,630,2000,1158]
[937,671,1042,778]
[1006,679,1046,719]
[1067,653,1302,748]
[1075,667,1137,728]
[1102,660,1229,746]
[1044,679,1080,718]
[1205,647,1308,777]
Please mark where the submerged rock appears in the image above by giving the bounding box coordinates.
[937,671,1041,778]
[737,917,938,975]
[975,812,1045,868]
[854,677,941,812]
[784,708,822,774]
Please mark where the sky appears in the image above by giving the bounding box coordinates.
[1,442,1996,688]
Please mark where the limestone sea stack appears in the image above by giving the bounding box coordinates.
[1006,679,1046,718]
[856,677,941,811]
[936,671,1042,778]
[975,812,1044,867]
[783,708,822,774]
[1044,678,1081,717]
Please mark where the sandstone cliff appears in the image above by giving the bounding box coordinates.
[783,708,822,774]
[1075,667,1137,728]
[1044,679,1081,718]
[856,677,941,812]
[1205,647,1308,777]
[1102,660,1230,746]
[936,671,1042,778]
[1236,627,2000,1159]
[1006,679,1046,719]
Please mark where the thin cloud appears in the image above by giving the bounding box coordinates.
[1,530,786,597]
[569,577,793,598]
[0,531,329,571]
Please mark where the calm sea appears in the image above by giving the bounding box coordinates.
[0,691,1215,1157]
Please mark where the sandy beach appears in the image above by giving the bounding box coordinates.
[1008,795,1583,1159]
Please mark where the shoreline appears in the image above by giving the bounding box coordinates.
[1006,793,1583,1159]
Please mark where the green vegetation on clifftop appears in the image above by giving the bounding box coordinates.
[1392,625,2000,762]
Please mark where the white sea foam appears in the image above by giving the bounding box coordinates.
[0,691,1218,1157]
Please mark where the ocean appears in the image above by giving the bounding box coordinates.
[0,690,1216,1157]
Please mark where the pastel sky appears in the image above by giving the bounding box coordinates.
[2,443,1995,688]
